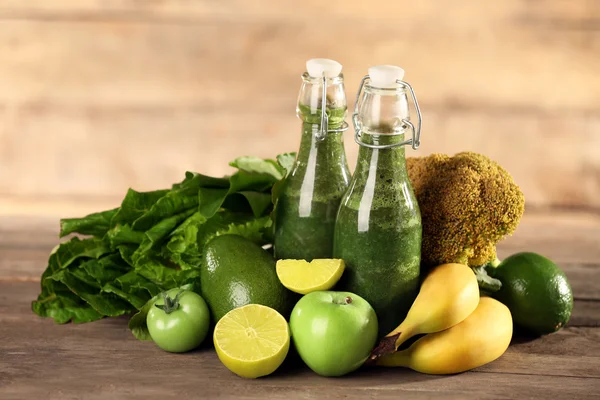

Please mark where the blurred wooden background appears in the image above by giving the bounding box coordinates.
[0,0,598,217]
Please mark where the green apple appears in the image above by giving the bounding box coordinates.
[289,291,378,377]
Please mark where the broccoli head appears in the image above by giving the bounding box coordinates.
[406,152,525,267]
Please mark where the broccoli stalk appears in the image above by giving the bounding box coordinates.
[472,255,504,295]
[472,264,502,295]
[488,257,502,268]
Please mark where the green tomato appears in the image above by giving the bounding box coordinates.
[147,289,211,353]
[289,291,378,377]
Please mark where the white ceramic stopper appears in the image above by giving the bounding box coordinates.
[368,65,405,88]
[306,58,343,78]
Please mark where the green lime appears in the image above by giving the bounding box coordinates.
[276,259,345,295]
[491,252,573,335]
[214,304,290,379]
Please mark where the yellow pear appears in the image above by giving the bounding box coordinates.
[376,297,513,374]
[370,263,479,360]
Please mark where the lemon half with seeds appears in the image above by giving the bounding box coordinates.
[276,259,345,295]
[214,304,290,379]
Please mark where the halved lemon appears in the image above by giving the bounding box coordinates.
[213,304,290,379]
[276,259,345,294]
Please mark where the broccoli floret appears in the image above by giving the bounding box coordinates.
[407,152,525,267]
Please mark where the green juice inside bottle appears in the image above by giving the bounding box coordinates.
[334,69,422,336]
[274,60,350,260]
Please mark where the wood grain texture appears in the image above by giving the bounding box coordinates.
[1,108,599,215]
[0,0,599,215]
[0,2,598,110]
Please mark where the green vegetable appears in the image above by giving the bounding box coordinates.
[60,208,119,238]
[146,289,211,353]
[129,283,195,340]
[32,238,118,324]
[490,252,573,335]
[406,152,525,268]
[32,154,294,339]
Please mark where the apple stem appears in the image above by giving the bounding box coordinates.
[332,296,353,305]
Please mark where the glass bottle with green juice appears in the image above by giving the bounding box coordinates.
[334,65,423,336]
[274,59,350,260]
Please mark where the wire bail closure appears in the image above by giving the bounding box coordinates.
[352,76,422,150]
[316,76,329,141]
[315,76,349,141]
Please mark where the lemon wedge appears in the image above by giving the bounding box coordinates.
[214,304,290,379]
[276,259,345,294]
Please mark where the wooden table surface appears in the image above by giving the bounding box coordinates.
[1,210,599,399]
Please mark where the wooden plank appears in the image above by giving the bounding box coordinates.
[1,107,599,212]
[2,372,597,400]
[498,210,600,265]
[0,0,598,28]
[0,12,597,112]
[571,300,600,327]
[480,346,600,379]
[1,366,599,400]
[563,265,600,301]
[0,247,49,281]
[1,284,600,400]
[0,195,122,219]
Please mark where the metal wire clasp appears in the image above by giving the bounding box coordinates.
[316,76,329,141]
[352,76,422,150]
[314,76,349,141]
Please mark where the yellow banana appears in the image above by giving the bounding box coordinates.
[370,263,479,360]
[376,297,513,374]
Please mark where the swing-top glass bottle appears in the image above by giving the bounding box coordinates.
[334,65,423,336]
[274,59,351,260]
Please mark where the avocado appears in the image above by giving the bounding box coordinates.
[201,235,295,322]
[491,252,573,335]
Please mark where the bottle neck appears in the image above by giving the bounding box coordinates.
[294,73,348,164]
[297,73,347,129]
[353,85,411,174]
[356,86,409,135]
